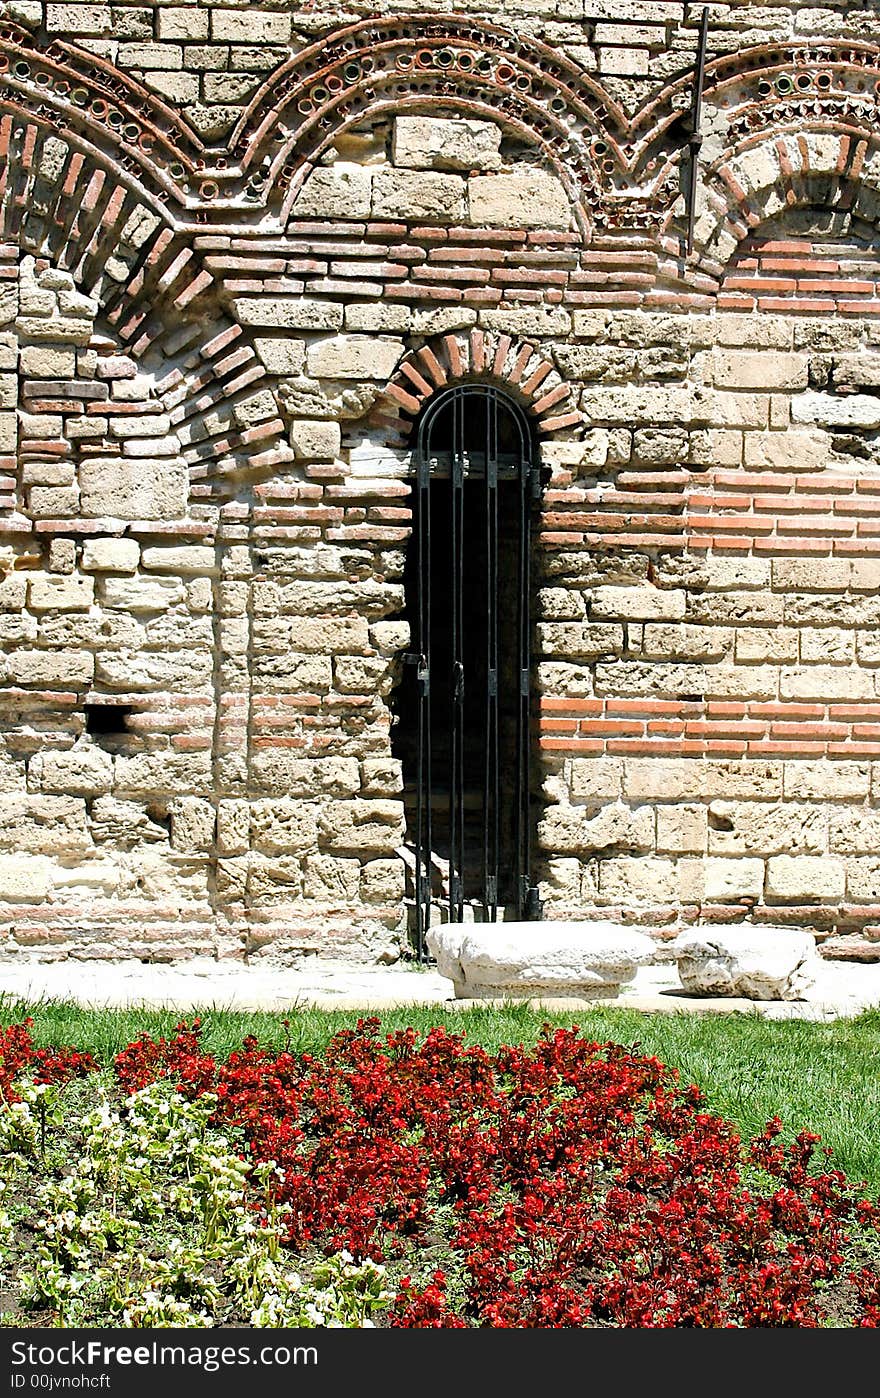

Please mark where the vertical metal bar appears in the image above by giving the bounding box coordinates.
[482,392,499,922]
[449,391,465,922]
[514,447,534,919]
[414,448,431,961]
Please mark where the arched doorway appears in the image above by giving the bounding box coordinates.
[393,384,542,957]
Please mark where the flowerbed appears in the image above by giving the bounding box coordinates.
[1,1015,879,1328]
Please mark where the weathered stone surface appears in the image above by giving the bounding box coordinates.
[392,116,502,171]
[305,336,403,381]
[293,163,373,218]
[468,170,570,229]
[673,928,820,1001]
[80,457,187,520]
[428,922,656,999]
[371,169,466,221]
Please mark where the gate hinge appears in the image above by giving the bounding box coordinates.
[520,668,529,697]
[529,463,542,501]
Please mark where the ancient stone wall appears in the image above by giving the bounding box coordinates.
[1,2,880,962]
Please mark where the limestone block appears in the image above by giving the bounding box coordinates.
[157,7,209,40]
[31,747,113,796]
[253,339,306,375]
[569,758,623,802]
[232,298,343,331]
[361,758,402,795]
[393,116,502,171]
[0,852,53,901]
[250,799,318,855]
[96,649,213,690]
[141,546,216,574]
[766,855,845,902]
[303,854,360,901]
[250,753,360,797]
[468,170,570,230]
[656,805,707,854]
[345,304,413,333]
[8,650,94,685]
[783,761,869,801]
[0,413,17,451]
[846,858,880,901]
[598,857,677,902]
[253,617,370,655]
[317,799,405,854]
[592,585,685,621]
[217,800,250,856]
[170,797,216,852]
[360,858,406,904]
[0,795,90,854]
[305,336,403,381]
[537,622,623,658]
[27,575,94,612]
[289,419,341,461]
[80,457,187,521]
[113,752,212,797]
[334,656,391,693]
[743,429,829,471]
[538,802,654,855]
[709,350,808,390]
[673,928,819,1001]
[703,857,764,901]
[211,10,290,42]
[90,796,168,848]
[101,576,185,611]
[709,801,826,856]
[371,169,466,221]
[791,392,880,429]
[0,575,26,611]
[19,345,76,377]
[480,306,572,337]
[428,921,656,1000]
[294,164,373,219]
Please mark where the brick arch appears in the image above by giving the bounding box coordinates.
[381,332,581,441]
[0,114,290,496]
[232,16,617,232]
[669,128,880,276]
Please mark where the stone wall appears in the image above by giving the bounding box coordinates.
[1,2,880,962]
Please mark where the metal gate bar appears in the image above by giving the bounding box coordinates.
[410,384,540,958]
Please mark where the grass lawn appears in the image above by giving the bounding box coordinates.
[3,994,879,1193]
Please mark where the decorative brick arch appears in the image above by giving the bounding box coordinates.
[664,128,880,277]
[381,332,581,440]
[0,114,290,496]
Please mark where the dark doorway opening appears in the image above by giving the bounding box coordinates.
[391,385,542,957]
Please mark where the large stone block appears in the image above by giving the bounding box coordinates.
[673,928,819,1001]
[80,457,188,520]
[293,163,373,219]
[392,116,502,171]
[766,855,845,902]
[231,298,343,331]
[428,922,656,1000]
[703,857,764,901]
[468,170,570,229]
[31,747,113,796]
[0,853,53,901]
[0,795,90,854]
[305,336,403,381]
[371,169,466,221]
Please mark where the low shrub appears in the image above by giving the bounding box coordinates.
[2,1015,879,1327]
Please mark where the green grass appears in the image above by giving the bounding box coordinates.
[3,994,879,1192]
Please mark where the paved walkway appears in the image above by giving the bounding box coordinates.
[2,956,880,1020]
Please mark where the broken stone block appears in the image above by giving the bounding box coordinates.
[673,927,820,1001]
[427,921,656,1000]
